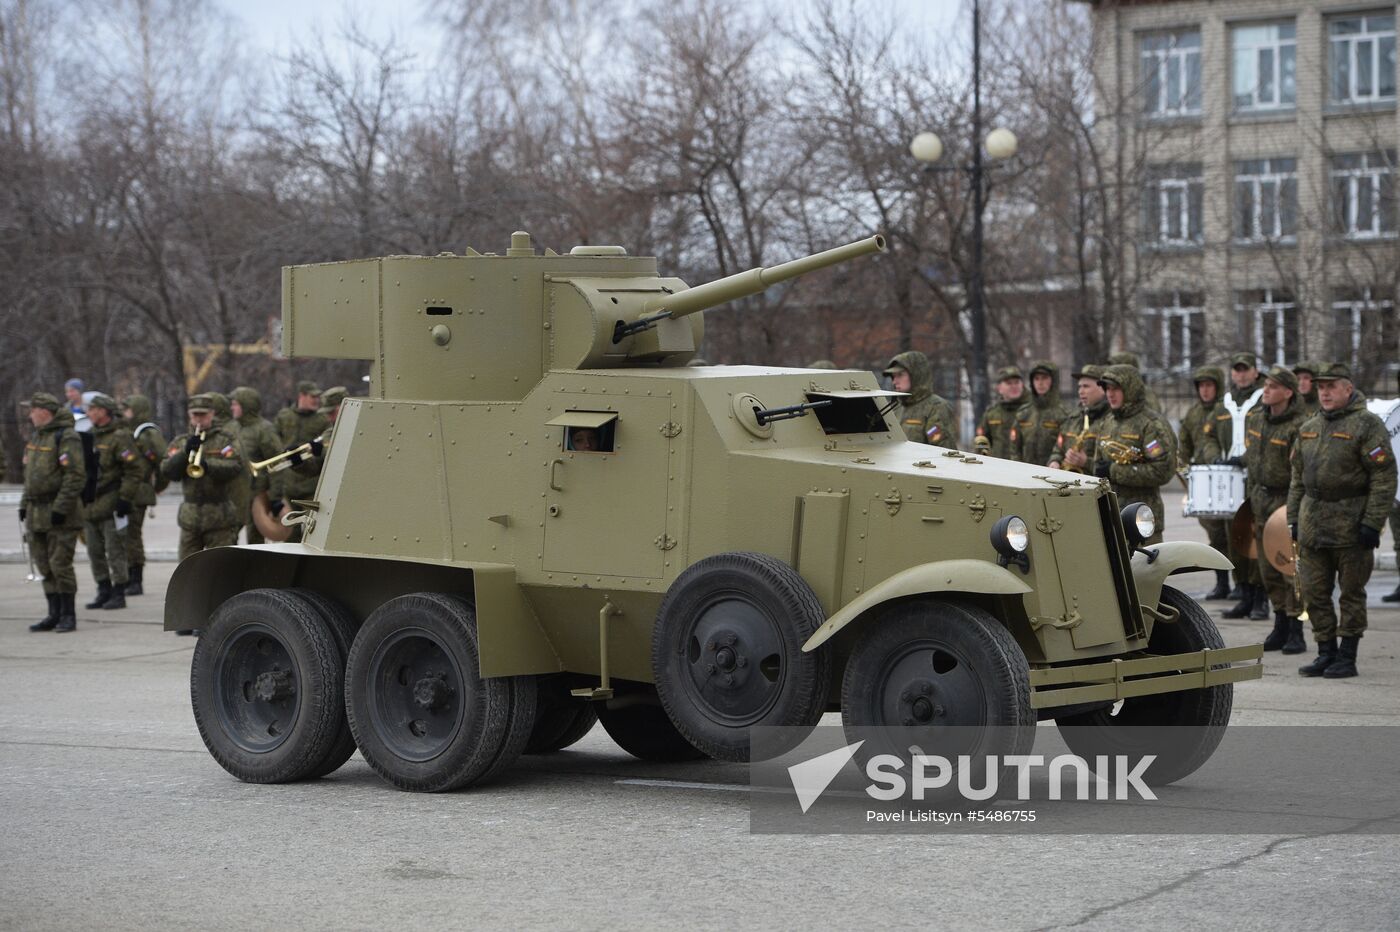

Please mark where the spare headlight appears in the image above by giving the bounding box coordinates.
[1121,503,1155,546]
[991,515,1030,557]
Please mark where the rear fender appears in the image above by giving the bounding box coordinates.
[164,545,560,677]
[801,559,1033,652]
[1130,541,1234,613]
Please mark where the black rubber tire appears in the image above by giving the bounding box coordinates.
[289,589,360,778]
[1056,585,1233,786]
[345,593,537,792]
[525,675,598,754]
[841,599,1035,776]
[598,693,707,762]
[652,552,830,762]
[190,589,344,784]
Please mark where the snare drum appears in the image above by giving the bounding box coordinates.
[1184,464,1247,517]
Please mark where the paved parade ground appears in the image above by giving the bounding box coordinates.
[2,495,1399,930]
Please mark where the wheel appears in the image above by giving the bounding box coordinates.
[652,552,830,762]
[190,589,344,784]
[289,589,360,777]
[344,593,537,792]
[525,675,598,754]
[598,691,707,762]
[1056,585,1232,786]
[841,599,1035,780]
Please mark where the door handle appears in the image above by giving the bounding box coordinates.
[550,458,564,491]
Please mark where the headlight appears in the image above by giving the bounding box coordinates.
[991,515,1030,557]
[1121,503,1155,546]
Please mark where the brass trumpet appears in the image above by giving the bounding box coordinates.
[1063,412,1091,474]
[250,432,329,477]
[1098,438,1143,466]
[186,428,207,478]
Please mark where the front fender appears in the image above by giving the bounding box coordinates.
[1131,540,1233,612]
[802,559,1032,652]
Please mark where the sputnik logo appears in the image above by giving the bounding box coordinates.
[787,740,863,813]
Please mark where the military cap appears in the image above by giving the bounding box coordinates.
[994,366,1023,383]
[1107,351,1140,368]
[296,380,322,396]
[1312,362,1353,382]
[86,393,120,413]
[1262,365,1298,393]
[1096,364,1134,389]
[1229,351,1258,369]
[1071,363,1103,380]
[186,392,216,413]
[1027,360,1055,378]
[29,391,61,412]
[1292,360,1320,376]
[319,386,348,413]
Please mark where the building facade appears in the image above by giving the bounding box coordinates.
[1085,0,1398,396]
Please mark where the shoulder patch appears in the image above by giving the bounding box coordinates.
[58,452,70,466]
[1144,438,1164,459]
[926,424,943,442]
[1370,445,1390,464]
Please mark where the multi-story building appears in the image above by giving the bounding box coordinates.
[1082,0,1398,397]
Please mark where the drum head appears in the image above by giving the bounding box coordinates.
[1230,502,1257,559]
[1262,505,1295,577]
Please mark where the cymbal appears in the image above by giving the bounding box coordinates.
[1229,501,1257,560]
[1262,505,1295,576]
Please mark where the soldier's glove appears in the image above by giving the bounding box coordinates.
[1093,460,1112,479]
[18,507,25,522]
[308,437,324,457]
[51,512,67,527]
[1359,525,1382,549]
[1290,524,1298,541]
[185,434,203,454]
[269,499,285,517]
[114,499,131,518]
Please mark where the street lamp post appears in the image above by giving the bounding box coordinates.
[909,0,1017,420]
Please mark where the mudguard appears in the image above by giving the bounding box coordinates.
[801,559,1033,652]
[1130,540,1234,614]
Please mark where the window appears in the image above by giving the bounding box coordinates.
[1233,21,1297,111]
[1235,158,1298,242]
[1142,292,1205,373]
[1331,150,1397,238]
[1237,288,1299,366]
[1332,287,1398,373]
[1140,30,1202,117]
[1329,13,1396,104]
[1142,164,1204,246]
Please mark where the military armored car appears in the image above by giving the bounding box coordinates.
[168,231,1261,792]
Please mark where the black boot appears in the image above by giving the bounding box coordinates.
[1298,637,1337,676]
[85,580,112,610]
[104,583,127,610]
[1205,570,1231,600]
[53,594,78,633]
[1249,586,1271,620]
[29,593,60,632]
[1323,635,1360,679]
[1222,585,1255,619]
[126,565,144,596]
[1281,618,1307,655]
[1383,583,1400,604]
[1227,583,1245,600]
[1262,610,1289,651]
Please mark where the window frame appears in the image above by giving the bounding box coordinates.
[1328,12,1397,105]
[1330,150,1397,239]
[1234,157,1298,243]
[1332,286,1398,370]
[1140,29,1204,118]
[1141,291,1206,374]
[1238,288,1299,366]
[1232,20,1298,112]
[1142,164,1205,247]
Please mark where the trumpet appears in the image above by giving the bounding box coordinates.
[186,428,208,478]
[250,432,329,477]
[1099,438,1143,466]
[1063,412,1091,474]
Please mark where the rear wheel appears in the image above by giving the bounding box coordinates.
[598,689,707,762]
[345,593,536,792]
[191,589,343,784]
[1056,585,1233,785]
[525,675,598,754]
[289,589,360,778]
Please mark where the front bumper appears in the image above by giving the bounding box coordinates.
[1028,644,1264,710]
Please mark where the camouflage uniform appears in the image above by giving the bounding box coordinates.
[161,394,244,561]
[1287,364,1397,678]
[1013,360,1075,468]
[276,382,329,507]
[974,366,1025,460]
[1048,364,1110,473]
[80,395,144,609]
[21,394,85,631]
[290,386,348,479]
[122,394,168,589]
[1292,361,1320,419]
[1094,365,1177,545]
[1107,352,1161,413]
[230,386,284,544]
[1242,368,1305,634]
[884,352,958,450]
[1177,367,1229,594]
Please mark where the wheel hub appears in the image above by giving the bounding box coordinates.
[253,669,295,703]
[413,673,451,710]
[683,602,784,724]
[899,679,945,726]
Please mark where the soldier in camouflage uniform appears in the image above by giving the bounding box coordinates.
[1242,366,1307,654]
[884,352,958,450]
[230,386,284,544]
[1288,363,1397,678]
[121,395,168,595]
[80,395,144,611]
[288,386,348,479]
[1291,362,1320,418]
[275,381,329,526]
[1217,352,1266,614]
[1177,366,1230,599]
[1107,351,1161,413]
[161,394,244,634]
[21,393,85,632]
[1013,360,1075,468]
[974,366,1024,459]
[1049,364,1109,473]
[1093,365,1177,545]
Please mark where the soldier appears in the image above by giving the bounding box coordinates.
[1217,352,1266,615]
[230,386,284,544]
[1288,363,1397,678]
[275,381,329,529]
[973,366,1024,459]
[1048,363,1109,473]
[161,394,244,634]
[1292,361,1320,418]
[1177,366,1230,598]
[808,359,838,370]
[1106,351,1161,413]
[1241,366,1306,653]
[121,394,168,595]
[79,395,143,611]
[21,393,85,632]
[289,386,348,478]
[1092,364,1177,544]
[1012,360,1074,467]
[883,352,958,450]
